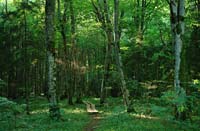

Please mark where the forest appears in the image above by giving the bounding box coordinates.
[0,0,200,130]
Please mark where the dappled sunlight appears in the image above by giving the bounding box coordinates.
[30,107,86,115]
[72,108,86,114]
[0,0,199,130]
[63,108,86,114]
[131,113,159,120]
[140,82,158,89]
[85,97,100,103]
[31,109,48,114]
[93,98,100,101]
[103,112,113,116]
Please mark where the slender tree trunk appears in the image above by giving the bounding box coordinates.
[100,41,111,104]
[69,0,76,105]
[57,0,69,102]
[70,0,76,46]
[62,0,69,104]
[169,0,184,93]
[135,0,146,45]
[135,0,140,28]
[100,0,113,104]
[139,0,145,43]
[68,50,74,105]
[5,0,8,14]
[91,0,131,106]
[45,0,60,119]
[169,0,186,120]
[76,73,83,104]
[23,0,30,114]
[76,50,84,104]
[114,0,135,112]
[62,0,68,56]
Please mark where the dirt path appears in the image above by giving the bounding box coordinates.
[84,113,101,131]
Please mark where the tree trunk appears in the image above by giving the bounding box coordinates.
[114,0,135,112]
[100,0,113,105]
[23,0,30,114]
[169,0,186,120]
[68,0,76,105]
[5,0,8,14]
[57,0,69,102]
[45,0,60,119]
[100,41,111,104]
[134,0,146,45]
[169,0,184,92]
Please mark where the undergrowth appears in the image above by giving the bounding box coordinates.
[0,96,199,131]
[0,97,89,131]
[95,97,200,131]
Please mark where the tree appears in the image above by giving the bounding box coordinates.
[22,0,30,115]
[91,0,135,111]
[68,0,76,105]
[91,0,114,104]
[168,0,187,120]
[114,0,134,112]
[45,0,60,120]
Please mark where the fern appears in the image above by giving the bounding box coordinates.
[0,97,24,120]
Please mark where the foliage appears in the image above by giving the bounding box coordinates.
[127,79,145,98]
[0,96,24,116]
[96,97,199,131]
[0,0,199,129]
[0,96,25,130]
[161,89,187,112]
[161,87,200,120]
[0,97,89,131]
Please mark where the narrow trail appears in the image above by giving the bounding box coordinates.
[84,113,101,131]
[83,101,102,131]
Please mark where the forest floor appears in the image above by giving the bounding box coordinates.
[84,113,101,131]
[84,97,200,131]
[83,101,102,131]
[1,97,200,131]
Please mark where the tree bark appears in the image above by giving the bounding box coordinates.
[45,0,60,119]
[169,0,186,120]
[23,0,30,115]
[169,0,185,93]
[91,0,132,107]
[99,0,113,104]
[68,0,77,105]
[114,0,135,112]
[57,0,69,102]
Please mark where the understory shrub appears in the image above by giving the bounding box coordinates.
[0,97,24,130]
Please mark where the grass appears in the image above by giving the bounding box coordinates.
[93,97,200,131]
[0,97,90,131]
[1,96,200,131]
